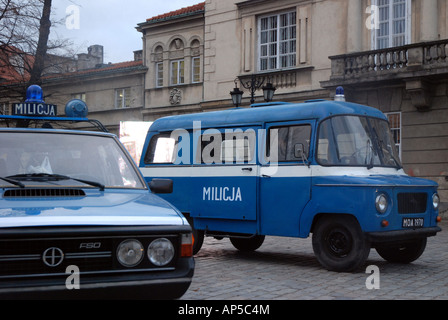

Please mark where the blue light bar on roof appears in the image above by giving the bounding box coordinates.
[12,85,57,116]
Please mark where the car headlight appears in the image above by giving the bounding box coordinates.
[375,194,388,214]
[433,193,440,210]
[147,238,175,266]
[117,239,144,267]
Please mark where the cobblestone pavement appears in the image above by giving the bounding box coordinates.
[182,221,448,300]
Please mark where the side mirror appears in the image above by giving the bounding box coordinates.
[149,179,173,194]
[294,143,306,159]
[294,143,310,167]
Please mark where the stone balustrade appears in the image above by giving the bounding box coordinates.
[328,39,448,82]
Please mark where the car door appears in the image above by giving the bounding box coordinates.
[259,121,313,237]
[193,126,259,230]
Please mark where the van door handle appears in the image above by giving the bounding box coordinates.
[241,167,253,172]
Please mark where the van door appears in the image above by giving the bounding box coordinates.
[193,126,259,231]
[259,121,313,237]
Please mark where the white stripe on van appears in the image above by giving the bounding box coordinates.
[140,166,406,178]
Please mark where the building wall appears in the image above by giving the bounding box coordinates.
[138,12,205,120]
[42,71,146,134]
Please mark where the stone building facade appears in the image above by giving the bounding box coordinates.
[137,0,448,210]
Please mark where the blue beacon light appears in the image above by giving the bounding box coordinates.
[65,99,88,118]
[25,85,45,103]
[334,86,346,102]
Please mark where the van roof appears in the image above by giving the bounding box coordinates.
[149,100,387,132]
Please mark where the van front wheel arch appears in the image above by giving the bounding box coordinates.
[312,215,370,272]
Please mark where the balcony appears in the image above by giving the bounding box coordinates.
[321,39,448,110]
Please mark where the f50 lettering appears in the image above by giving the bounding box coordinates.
[79,242,101,249]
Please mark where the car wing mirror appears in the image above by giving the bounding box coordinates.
[149,178,173,194]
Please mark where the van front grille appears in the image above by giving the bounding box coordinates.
[397,193,427,214]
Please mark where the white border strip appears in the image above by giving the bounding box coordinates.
[141,165,406,178]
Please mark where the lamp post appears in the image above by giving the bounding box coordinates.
[230,74,276,107]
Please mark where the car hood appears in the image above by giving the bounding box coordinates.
[0,190,187,228]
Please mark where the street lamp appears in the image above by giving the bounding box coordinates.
[231,74,276,107]
[230,79,244,107]
[262,82,276,102]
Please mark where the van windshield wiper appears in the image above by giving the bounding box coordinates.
[6,173,105,191]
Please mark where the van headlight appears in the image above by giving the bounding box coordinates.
[433,193,440,210]
[375,194,388,214]
[117,239,144,267]
[147,238,175,266]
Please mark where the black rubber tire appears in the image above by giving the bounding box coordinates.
[230,235,265,252]
[312,215,370,272]
[192,230,204,255]
[186,216,204,255]
[375,238,427,264]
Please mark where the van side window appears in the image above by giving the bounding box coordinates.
[198,129,256,164]
[267,125,311,162]
[144,133,176,164]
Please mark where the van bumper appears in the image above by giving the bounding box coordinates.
[366,226,441,244]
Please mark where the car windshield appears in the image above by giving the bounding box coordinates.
[0,131,146,189]
[317,115,402,169]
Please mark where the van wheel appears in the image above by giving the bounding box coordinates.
[312,215,370,272]
[230,235,265,252]
[375,238,427,264]
[193,230,204,255]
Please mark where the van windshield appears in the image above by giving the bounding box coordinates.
[317,115,402,169]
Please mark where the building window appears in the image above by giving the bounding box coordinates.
[72,93,86,101]
[115,88,131,109]
[386,112,402,159]
[192,57,201,83]
[258,11,296,71]
[374,0,410,49]
[170,60,185,85]
[156,62,164,87]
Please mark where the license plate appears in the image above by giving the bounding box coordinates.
[402,218,424,228]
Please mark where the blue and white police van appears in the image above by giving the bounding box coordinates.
[0,85,194,299]
[140,89,442,272]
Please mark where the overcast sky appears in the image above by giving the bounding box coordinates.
[51,0,202,63]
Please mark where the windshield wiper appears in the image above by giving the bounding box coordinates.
[6,173,105,191]
[0,176,25,188]
[364,140,374,170]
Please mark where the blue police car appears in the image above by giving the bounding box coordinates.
[0,86,194,299]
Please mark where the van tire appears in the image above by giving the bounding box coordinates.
[186,216,204,255]
[375,238,427,264]
[312,215,370,272]
[230,235,265,252]
[193,230,204,255]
